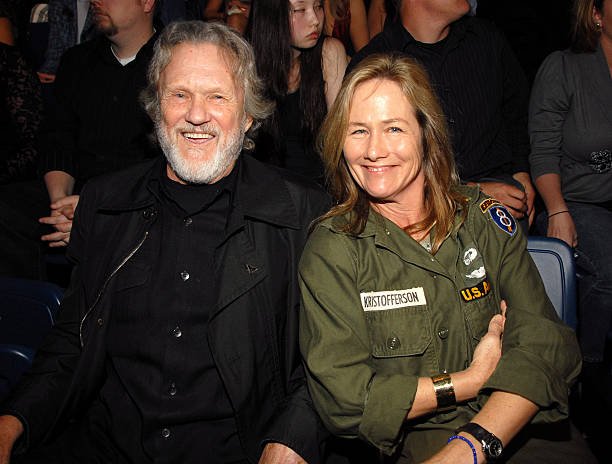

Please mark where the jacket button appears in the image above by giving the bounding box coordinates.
[184,217,193,226]
[180,270,190,281]
[437,328,449,339]
[168,382,177,396]
[142,207,157,220]
[172,326,182,338]
[97,318,104,327]
[386,336,401,350]
[161,428,171,439]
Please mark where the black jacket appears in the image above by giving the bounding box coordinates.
[4,156,330,463]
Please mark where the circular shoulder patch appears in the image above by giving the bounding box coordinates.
[488,205,517,236]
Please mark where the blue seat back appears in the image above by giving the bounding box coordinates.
[0,278,63,398]
[527,236,577,329]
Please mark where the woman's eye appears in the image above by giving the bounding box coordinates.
[388,126,403,133]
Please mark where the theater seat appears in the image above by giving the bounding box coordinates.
[527,236,577,329]
[0,277,63,399]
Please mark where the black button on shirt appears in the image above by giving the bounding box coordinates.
[97,160,246,463]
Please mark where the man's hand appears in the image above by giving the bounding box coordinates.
[39,195,80,247]
[478,181,527,220]
[258,443,306,464]
[512,172,536,226]
[0,415,24,464]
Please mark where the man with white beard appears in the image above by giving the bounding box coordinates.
[0,21,329,464]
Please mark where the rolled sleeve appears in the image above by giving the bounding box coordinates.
[480,216,581,422]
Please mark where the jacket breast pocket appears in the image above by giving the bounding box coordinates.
[365,306,432,358]
[464,295,498,343]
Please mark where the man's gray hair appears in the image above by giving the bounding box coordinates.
[141,21,274,151]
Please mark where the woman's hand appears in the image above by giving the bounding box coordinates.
[466,307,506,388]
[547,212,578,248]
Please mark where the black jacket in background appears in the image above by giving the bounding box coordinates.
[40,33,159,192]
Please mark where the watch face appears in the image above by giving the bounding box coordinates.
[487,439,503,458]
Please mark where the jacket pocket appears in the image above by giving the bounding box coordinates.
[464,296,497,342]
[365,306,432,358]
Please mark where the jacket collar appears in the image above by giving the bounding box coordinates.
[383,15,471,54]
[96,155,303,229]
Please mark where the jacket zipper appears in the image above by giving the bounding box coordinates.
[79,231,149,347]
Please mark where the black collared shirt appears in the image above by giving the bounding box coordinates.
[349,16,530,181]
[40,33,159,192]
[94,159,247,463]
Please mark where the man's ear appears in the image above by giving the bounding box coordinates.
[143,0,156,15]
[245,115,254,132]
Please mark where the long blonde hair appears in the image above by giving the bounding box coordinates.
[318,53,466,253]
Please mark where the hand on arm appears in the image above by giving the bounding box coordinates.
[512,172,536,226]
[407,304,506,420]
[476,181,527,219]
[40,170,78,247]
[0,415,24,464]
[258,443,306,464]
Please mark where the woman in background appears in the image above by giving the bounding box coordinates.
[248,0,347,182]
[529,0,612,456]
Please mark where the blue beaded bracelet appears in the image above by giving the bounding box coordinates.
[447,435,477,464]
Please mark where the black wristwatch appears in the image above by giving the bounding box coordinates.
[455,422,503,460]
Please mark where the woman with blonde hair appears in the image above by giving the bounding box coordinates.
[300,53,595,463]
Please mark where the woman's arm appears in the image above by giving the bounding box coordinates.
[529,51,576,245]
[534,173,577,247]
[367,0,386,38]
[322,37,348,109]
[424,392,538,464]
[407,313,505,420]
[348,0,369,53]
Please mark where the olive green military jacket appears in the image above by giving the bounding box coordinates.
[299,186,581,459]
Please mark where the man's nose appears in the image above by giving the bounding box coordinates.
[185,96,211,125]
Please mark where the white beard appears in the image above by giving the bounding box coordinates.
[156,119,246,185]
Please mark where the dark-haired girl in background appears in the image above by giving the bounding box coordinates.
[248,0,347,182]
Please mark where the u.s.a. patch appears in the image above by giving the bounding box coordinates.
[488,204,517,236]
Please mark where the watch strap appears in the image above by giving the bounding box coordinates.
[455,422,503,460]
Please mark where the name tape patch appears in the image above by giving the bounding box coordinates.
[460,279,492,302]
[479,198,501,213]
[360,288,427,311]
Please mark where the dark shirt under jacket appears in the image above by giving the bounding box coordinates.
[349,16,530,181]
[98,161,246,463]
[40,33,159,192]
